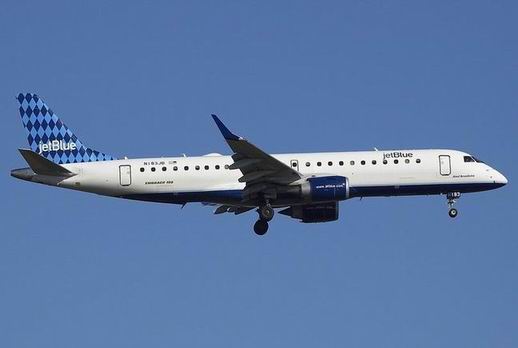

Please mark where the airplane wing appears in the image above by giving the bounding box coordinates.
[213,205,255,215]
[201,202,254,215]
[212,115,303,202]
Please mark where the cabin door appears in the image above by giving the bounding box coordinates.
[119,165,132,186]
[439,155,451,176]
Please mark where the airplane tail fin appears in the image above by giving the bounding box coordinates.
[17,93,116,164]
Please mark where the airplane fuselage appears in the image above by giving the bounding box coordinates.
[13,149,507,207]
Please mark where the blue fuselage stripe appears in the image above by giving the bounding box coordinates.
[120,182,505,205]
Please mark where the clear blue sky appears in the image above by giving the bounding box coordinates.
[1,1,517,347]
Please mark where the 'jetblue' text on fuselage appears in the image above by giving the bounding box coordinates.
[38,140,77,154]
[383,151,414,160]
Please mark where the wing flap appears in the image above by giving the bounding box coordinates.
[238,170,276,183]
[213,205,254,215]
[228,158,262,170]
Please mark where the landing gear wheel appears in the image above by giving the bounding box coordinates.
[254,219,269,235]
[448,208,458,218]
[446,192,461,219]
[259,205,274,221]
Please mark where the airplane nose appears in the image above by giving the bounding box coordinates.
[494,170,508,186]
[500,173,508,185]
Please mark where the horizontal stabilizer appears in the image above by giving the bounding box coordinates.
[18,149,75,177]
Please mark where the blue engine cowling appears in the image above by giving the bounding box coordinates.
[279,202,339,223]
[302,176,349,202]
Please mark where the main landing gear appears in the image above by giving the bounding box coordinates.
[254,219,269,235]
[259,204,274,221]
[447,192,461,218]
[254,202,274,236]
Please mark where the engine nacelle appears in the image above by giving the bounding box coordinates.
[279,202,339,223]
[300,176,349,203]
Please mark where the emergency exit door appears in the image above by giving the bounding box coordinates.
[119,165,132,186]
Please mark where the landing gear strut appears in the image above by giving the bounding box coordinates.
[254,201,274,235]
[447,192,461,218]
[259,204,274,221]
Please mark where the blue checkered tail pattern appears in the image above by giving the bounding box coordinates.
[17,93,117,164]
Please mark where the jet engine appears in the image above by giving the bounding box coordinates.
[279,202,339,223]
[300,175,349,202]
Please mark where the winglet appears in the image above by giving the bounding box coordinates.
[211,114,241,141]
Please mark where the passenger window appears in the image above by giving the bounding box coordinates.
[372,160,377,165]
[292,162,297,167]
[140,167,144,172]
[317,162,322,167]
[416,159,421,164]
[305,162,310,167]
[328,161,333,166]
[224,164,229,169]
[394,159,399,164]
[383,160,388,164]
[173,166,178,171]
[204,165,209,170]
[162,166,167,171]
[350,161,355,165]
[215,165,220,170]
[339,161,344,166]
[405,159,410,164]
[184,166,189,171]
[361,160,366,165]
[195,165,200,170]
[151,167,156,172]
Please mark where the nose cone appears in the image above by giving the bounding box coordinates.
[493,170,508,186]
[498,173,508,185]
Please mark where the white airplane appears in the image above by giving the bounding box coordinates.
[12,93,508,235]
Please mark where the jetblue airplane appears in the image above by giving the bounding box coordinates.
[11,93,508,235]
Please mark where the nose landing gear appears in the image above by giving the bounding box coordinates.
[447,192,461,218]
[448,207,458,218]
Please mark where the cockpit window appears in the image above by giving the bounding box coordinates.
[464,155,484,163]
